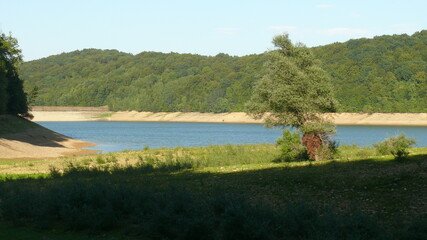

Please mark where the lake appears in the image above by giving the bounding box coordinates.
[37,121,427,153]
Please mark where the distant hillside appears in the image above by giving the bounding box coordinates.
[20,30,427,113]
[21,50,266,112]
[312,30,427,112]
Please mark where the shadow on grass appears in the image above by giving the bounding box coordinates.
[0,154,426,239]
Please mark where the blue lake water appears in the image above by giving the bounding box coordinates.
[37,121,427,153]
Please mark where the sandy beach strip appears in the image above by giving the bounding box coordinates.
[326,113,427,126]
[30,106,111,121]
[0,123,97,159]
[31,110,427,126]
[31,111,108,121]
[104,111,265,124]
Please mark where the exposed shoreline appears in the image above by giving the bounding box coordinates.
[0,115,97,160]
[31,110,427,126]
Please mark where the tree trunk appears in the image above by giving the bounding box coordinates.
[302,133,322,160]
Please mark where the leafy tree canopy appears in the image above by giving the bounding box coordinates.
[246,33,337,128]
[0,33,30,117]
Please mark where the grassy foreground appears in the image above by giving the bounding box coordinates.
[1,144,427,239]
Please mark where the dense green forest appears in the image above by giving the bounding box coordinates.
[0,34,30,117]
[313,30,427,112]
[21,51,266,112]
[20,30,427,112]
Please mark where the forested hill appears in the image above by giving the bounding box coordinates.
[312,30,427,112]
[21,50,267,112]
[21,30,427,113]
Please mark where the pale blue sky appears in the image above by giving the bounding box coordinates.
[1,0,426,61]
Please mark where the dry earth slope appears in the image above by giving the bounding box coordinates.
[0,115,96,159]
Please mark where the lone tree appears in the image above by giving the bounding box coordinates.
[246,34,338,160]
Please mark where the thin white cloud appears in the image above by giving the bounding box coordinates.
[316,4,333,8]
[351,13,361,19]
[318,27,371,37]
[268,25,297,32]
[215,27,239,35]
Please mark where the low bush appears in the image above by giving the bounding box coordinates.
[275,130,308,162]
[373,134,416,161]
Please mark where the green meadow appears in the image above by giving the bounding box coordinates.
[1,144,426,239]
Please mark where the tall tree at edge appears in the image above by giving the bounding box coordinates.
[246,33,338,160]
[0,33,31,118]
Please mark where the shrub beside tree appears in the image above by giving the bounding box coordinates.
[275,129,308,162]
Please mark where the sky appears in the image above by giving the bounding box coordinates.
[0,0,426,61]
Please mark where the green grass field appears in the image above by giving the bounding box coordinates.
[1,144,426,239]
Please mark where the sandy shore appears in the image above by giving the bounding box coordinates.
[32,111,427,126]
[104,111,265,123]
[32,111,109,121]
[30,106,111,121]
[325,113,427,126]
[0,116,97,159]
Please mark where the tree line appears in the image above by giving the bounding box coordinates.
[20,30,427,113]
[0,33,30,118]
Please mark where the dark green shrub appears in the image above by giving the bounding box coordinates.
[275,129,308,162]
[373,134,416,161]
